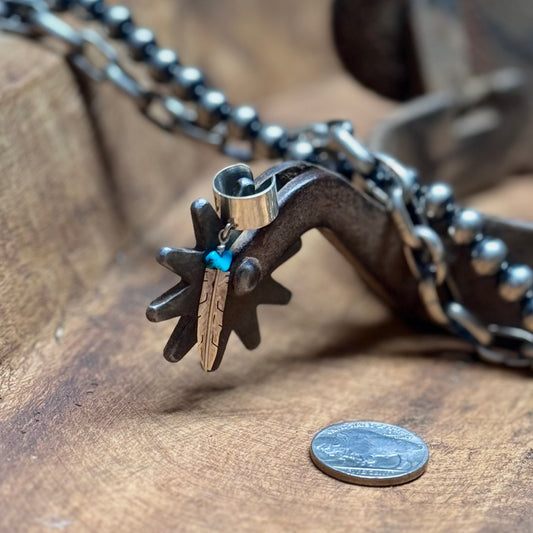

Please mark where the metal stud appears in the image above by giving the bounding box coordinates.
[423,183,454,219]
[499,264,533,302]
[449,209,483,245]
[196,89,230,130]
[148,48,179,82]
[286,140,316,162]
[254,124,288,159]
[172,66,205,100]
[103,5,133,38]
[522,298,533,332]
[227,105,261,140]
[471,237,508,276]
[126,27,156,60]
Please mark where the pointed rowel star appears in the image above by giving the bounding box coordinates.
[146,199,298,370]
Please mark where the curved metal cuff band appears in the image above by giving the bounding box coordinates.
[213,163,279,230]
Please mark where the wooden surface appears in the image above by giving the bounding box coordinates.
[1,2,532,532]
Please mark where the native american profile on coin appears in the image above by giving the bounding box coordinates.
[314,425,426,471]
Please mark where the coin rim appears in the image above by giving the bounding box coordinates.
[309,421,429,487]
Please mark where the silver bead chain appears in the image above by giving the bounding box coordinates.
[2,0,533,368]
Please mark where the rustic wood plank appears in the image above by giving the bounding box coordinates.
[1,86,532,530]
[1,175,532,532]
[0,37,125,363]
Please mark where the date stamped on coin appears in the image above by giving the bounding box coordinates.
[310,421,429,486]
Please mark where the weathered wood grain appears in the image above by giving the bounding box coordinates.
[1,187,532,532]
[0,37,125,364]
[0,1,532,532]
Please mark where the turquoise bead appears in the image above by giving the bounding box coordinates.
[204,250,233,271]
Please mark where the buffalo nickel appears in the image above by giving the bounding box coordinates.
[310,421,429,486]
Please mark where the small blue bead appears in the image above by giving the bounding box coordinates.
[204,250,232,272]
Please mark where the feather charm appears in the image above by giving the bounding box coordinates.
[197,251,232,371]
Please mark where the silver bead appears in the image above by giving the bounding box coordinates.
[449,209,483,245]
[127,27,156,60]
[471,237,508,276]
[103,5,133,38]
[423,183,454,219]
[196,89,230,129]
[227,105,260,140]
[498,264,533,302]
[172,66,205,100]
[286,140,315,162]
[254,124,288,159]
[148,48,179,82]
[522,298,533,331]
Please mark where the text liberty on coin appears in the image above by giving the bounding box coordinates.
[310,421,429,486]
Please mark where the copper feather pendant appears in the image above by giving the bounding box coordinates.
[197,267,230,371]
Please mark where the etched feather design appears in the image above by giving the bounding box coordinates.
[197,268,230,371]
